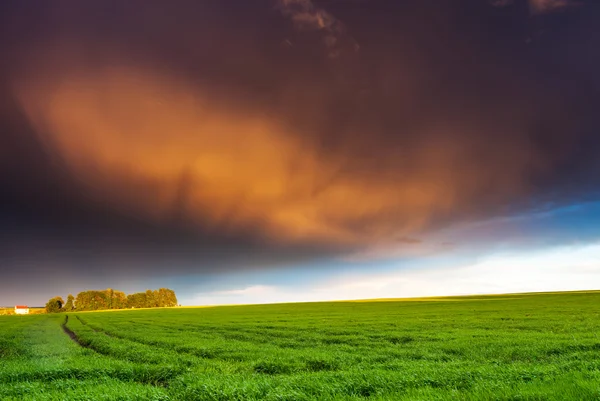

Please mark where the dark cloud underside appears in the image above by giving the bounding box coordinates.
[0,0,599,280]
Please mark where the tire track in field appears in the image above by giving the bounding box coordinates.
[81,317,307,361]
[74,316,204,370]
[61,315,178,388]
[76,316,139,344]
[61,315,94,350]
[75,315,115,338]
[63,315,135,357]
[76,317,173,347]
[76,316,224,360]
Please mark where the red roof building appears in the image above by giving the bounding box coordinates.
[14,305,29,315]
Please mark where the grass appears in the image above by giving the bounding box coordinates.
[1,291,600,400]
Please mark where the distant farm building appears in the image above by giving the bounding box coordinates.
[15,305,29,315]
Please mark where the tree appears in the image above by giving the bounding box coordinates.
[145,289,157,308]
[64,294,75,311]
[157,288,178,307]
[45,296,64,313]
[106,288,114,309]
[75,291,92,311]
[127,292,146,308]
[75,290,114,311]
[111,290,127,309]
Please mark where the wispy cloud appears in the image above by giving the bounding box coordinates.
[276,0,357,57]
[528,0,581,14]
[490,0,583,14]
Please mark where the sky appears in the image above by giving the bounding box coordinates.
[1,0,599,306]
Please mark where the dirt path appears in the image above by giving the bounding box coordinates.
[61,315,91,349]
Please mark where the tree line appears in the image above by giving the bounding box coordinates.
[45,288,178,313]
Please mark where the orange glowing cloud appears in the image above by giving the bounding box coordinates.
[14,66,452,249]
[11,42,556,257]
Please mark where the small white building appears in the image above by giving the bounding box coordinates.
[14,305,29,315]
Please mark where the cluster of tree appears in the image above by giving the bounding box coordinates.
[74,289,128,311]
[45,288,177,313]
[126,288,178,309]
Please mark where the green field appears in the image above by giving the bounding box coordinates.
[1,291,600,400]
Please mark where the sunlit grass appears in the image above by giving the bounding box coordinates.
[1,291,600,399]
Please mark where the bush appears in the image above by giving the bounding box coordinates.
[45,297,64,313]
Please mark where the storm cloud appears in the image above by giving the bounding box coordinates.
[1,0,599,289]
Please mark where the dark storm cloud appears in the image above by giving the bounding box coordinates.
[1,0,599,283]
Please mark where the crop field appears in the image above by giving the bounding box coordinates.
[0,307,45,316]
[1,292,600,400]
